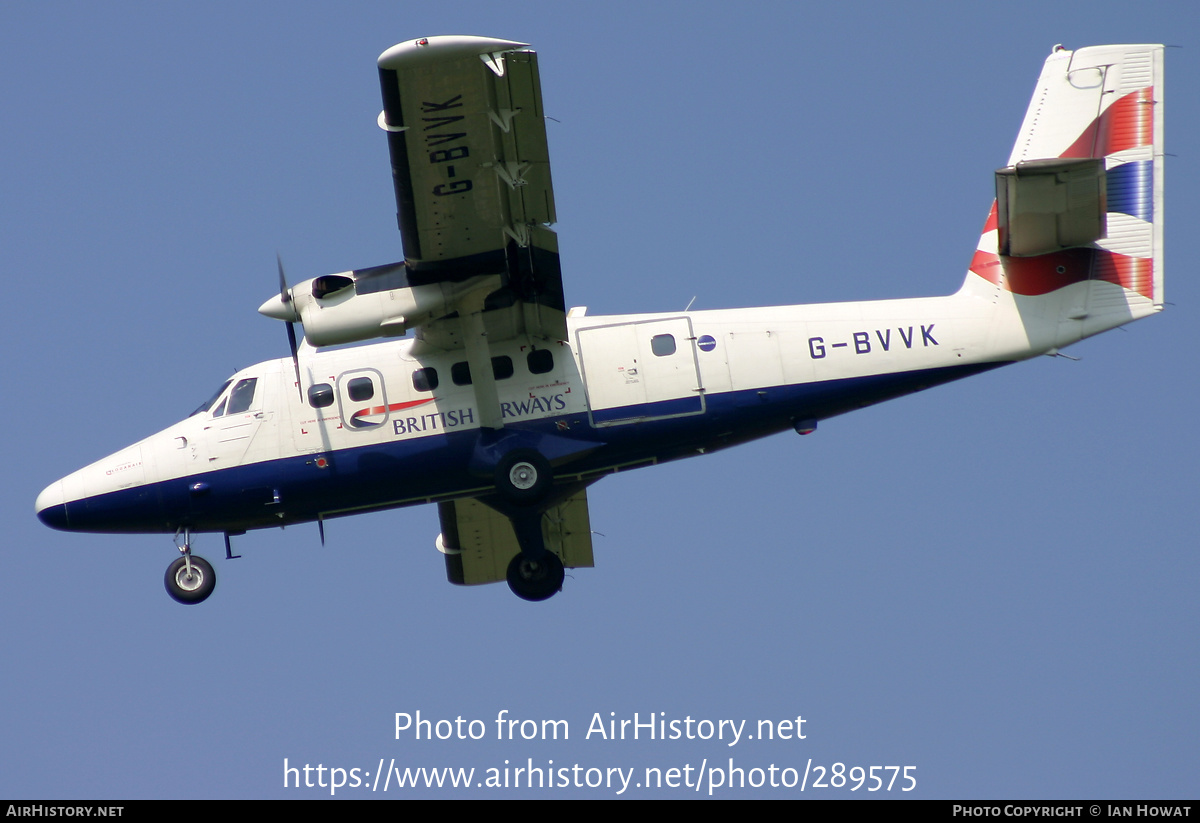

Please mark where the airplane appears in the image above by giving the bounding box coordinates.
[35,37,1165,603]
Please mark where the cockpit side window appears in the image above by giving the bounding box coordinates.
[191,381,232,417]
[225,378,258,415]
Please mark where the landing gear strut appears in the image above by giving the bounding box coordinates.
[483,443,566,600]
[506,551,564,602]
[165,528,216,605]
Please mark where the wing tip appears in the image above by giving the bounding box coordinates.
[378,35,530,69]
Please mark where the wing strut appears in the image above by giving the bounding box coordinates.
[458,285,505,431]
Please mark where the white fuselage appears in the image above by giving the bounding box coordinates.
[40,271,1121,535]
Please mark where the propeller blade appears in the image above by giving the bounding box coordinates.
[277,253,290,304]
[285,319,302,395]
[277,253,304,401]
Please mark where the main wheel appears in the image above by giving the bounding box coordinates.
[506,552,565,602]
[165,555,216,605]
[493,449,552,506]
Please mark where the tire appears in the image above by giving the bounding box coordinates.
[506,552,565,602]
[165,556,216,605]
[493,449,552,506]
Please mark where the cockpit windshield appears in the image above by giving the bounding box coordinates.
[224,378,258,416]
[191,381,232,417]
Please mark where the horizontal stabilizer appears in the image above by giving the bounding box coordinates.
[995,158,1106,257]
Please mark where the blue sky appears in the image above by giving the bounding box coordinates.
[3,1,1197,798]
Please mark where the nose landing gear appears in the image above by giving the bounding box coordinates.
[165,528,216,604]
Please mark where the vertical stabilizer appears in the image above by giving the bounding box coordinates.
[966,45,1164,348]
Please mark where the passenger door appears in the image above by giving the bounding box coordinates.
[577,317,704,426]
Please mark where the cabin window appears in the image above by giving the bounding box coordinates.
[412,368,438,392]
[347,376,374,402]
[527,349,554,374]
[491,355,514,380]
[226,378,258,415]
[339,369,386,430]
[651,334,676,356]
[451,361,472,386]
[308,383,335,408]
[452,357,516,386]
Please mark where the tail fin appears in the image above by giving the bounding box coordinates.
[967,45,1164,343]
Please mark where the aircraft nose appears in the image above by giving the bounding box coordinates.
[35,480,70,530]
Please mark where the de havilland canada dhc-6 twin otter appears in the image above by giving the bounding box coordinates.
[35,38,1165,603]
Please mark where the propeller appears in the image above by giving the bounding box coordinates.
[277,254,304,401]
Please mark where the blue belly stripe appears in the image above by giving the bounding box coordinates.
[50,360,1008,535]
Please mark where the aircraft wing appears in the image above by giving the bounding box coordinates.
[437,491,595,586]
[377,36,565,347]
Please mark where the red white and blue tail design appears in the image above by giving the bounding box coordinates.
[968,45,1164,338]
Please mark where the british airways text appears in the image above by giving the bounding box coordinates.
[391,393,568,436]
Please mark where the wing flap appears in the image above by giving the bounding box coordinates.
[491,50,556,230]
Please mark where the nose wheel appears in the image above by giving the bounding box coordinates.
[165,528,216,604]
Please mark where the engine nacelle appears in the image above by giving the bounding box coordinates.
[259,262,494,346]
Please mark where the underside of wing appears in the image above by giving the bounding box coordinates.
[437,491,594,587]
[258,36,568,365]
[378,36,565,347]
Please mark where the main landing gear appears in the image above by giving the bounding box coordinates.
[165,528,216,605]
[490,450,565,601]
[506,551,564,602]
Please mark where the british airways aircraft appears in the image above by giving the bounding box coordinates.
[35,38,1165,604]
